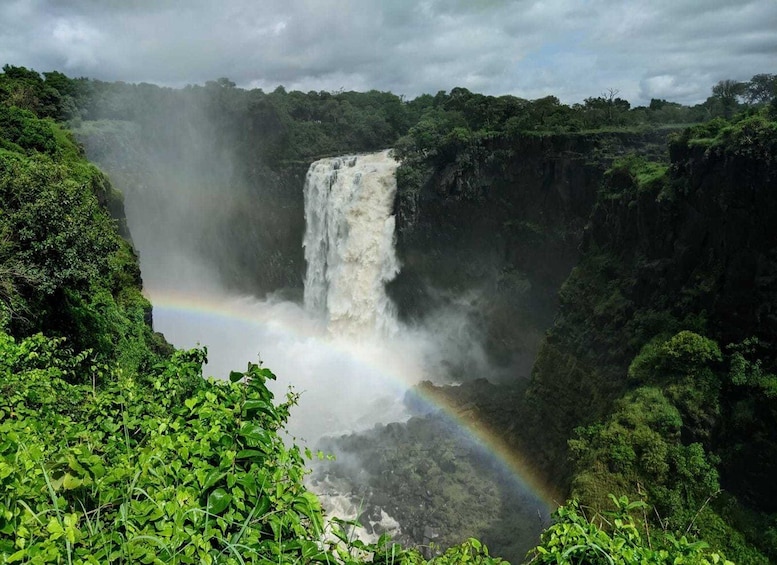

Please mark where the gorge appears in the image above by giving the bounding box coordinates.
[100,139,552,559]
[75,88,777,561]
[2,66,777,563]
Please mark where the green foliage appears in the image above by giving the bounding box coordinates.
[708,111,777,163]
[671,109,777,163]
[527,498,733,565]
[0,150,117,294]
[393,538,506,564]
[72,79,416,165]
[0,332,327,563]
[393,83,714,196]
[0,329,511,564]
[628,332,722,442]
[670,118,729,149]
[0,106,57,153]
[0,67,164,373]
[0,65,71,120]
[629,331,722,382]
[743,74,777,105]
[605,155,668,195]
[569,386,720,530]
[563,329,777,561]
[726,337,777,397]
[709,80,746,119]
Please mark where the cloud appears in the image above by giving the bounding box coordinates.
[0,0,775,105]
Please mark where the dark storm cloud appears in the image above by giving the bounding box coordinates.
[0,0,775,104]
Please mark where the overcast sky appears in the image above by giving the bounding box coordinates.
[1,0,775,105]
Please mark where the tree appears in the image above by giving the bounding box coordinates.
[628,331,723,442]
[205,77,235,88]
[582,89,630,127]
[744,73,777,105]
[711,79,745,118]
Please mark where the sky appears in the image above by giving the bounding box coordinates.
[1,0,775,106]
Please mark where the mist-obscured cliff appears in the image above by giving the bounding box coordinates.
[70,81,425,298]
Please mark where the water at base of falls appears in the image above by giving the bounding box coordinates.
[303,150,400,338]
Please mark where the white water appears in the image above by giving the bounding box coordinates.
[300,150,411,540]
[303,150,400,337]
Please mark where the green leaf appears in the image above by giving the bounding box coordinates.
[207,488,233,515]
[301,540,325,560]
[254,496,271,517]
[201,469,227,491]
[5,549,26,563]
[46,517,64,540]
[235,449,265,460]
[330,523,349,543]
[239,423,272,448]
[243,399,275,419]
[229,370,244,383]
[62,473,82,490]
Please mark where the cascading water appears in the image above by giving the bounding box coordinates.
[303,150,399,337]
[300,150,411,543]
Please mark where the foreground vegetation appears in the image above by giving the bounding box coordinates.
[0,326,732,564]
[2,64,767,562]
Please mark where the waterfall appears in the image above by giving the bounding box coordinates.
[303,150,400,337]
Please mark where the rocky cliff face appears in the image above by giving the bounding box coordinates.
[389,131,670,379]
[526,116,777,506]
[389,119,777,518]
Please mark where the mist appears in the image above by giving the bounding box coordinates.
[76,97,496,441]
[136,148,483,443]
[152,290,433,442]
[73,84,547,560]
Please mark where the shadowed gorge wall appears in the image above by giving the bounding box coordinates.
[390,130,671,379]
[385,112,777,561]
[521,115,777,562]
[527,118,777,472]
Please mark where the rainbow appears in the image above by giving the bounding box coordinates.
[146,288,562,514]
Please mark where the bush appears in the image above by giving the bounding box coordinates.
[528,497,733,565]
